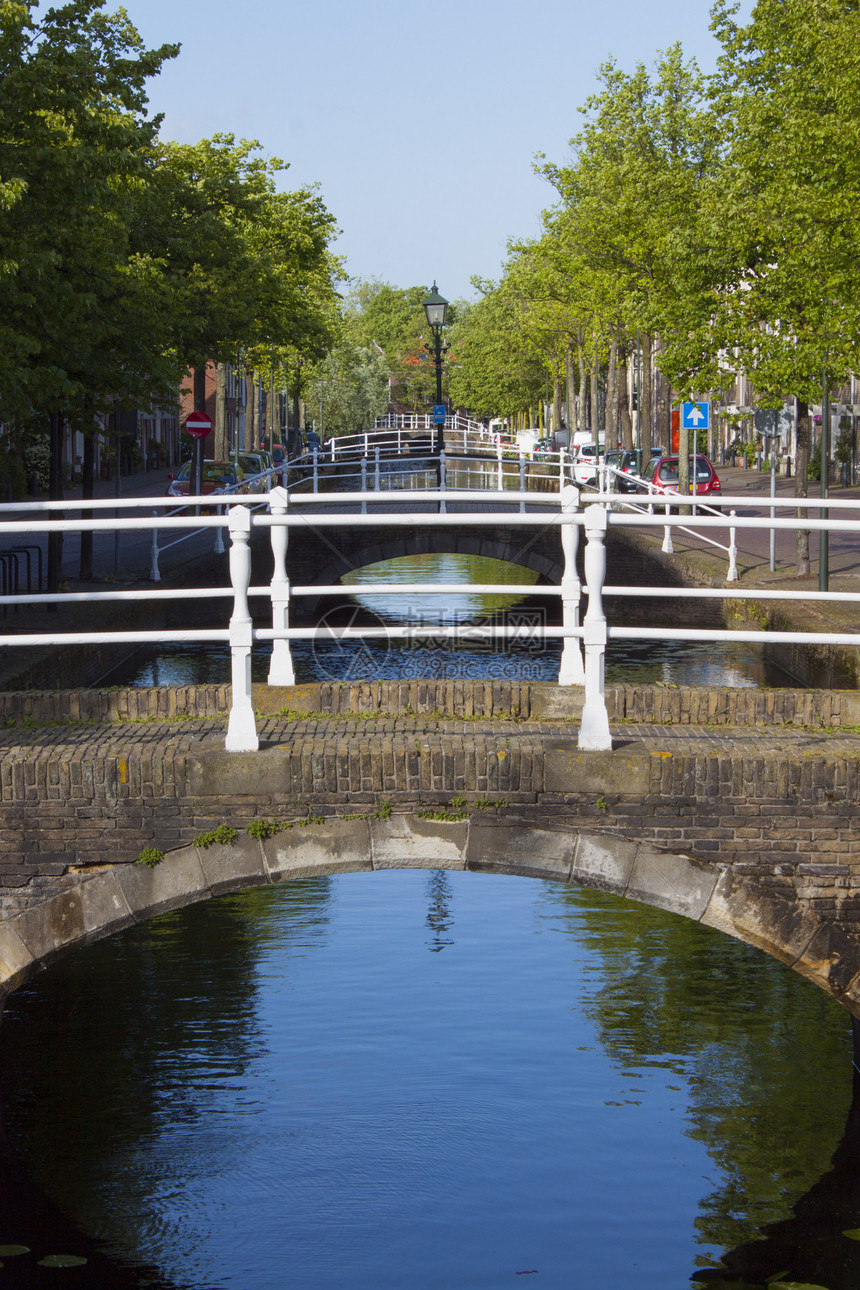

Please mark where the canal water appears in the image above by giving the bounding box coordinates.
[0,551,834,1287]
[105,553,797,689]
[0,872,854,1290]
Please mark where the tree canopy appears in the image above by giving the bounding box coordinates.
[0,2,342,433]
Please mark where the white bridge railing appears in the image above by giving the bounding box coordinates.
[0,485,859,754]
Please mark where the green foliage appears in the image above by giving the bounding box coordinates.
[194,824,238,848]
[343,280,460,412]
[835,428,854,466]
[136,846,164,867]
[306,342,389,436]
[0,441,27,499]
[416,793,508,822]
[0,6,341,440]
[247,817,280,840]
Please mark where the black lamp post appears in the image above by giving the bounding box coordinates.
[423,282,449,453]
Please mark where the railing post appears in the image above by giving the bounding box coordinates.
[267,486,296,686]
[727,509,739,581]
[440,449,447,514]
[226,504,259,752]
[579,504,612,751]
[150,510,161,583]
[558,448,566,491]
[558,484,585,685]
[497,440,503,490]
[312,447,319,493]
[662,501,674,554]
[519,454,526,512]
[214,502,225,554]
[330,439,335,462]
[375,444,381,492]
[397,427,402,454]
[361,456,368,513]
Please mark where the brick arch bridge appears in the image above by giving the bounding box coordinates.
[283,515,566,611]
[0,681,859,1053]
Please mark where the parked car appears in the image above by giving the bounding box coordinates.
[234,451,274,493]
[533,437,554,459]
[572,443,599,485]
[638,454,722,506]
[602,450,640,493]
[166,461,248,497]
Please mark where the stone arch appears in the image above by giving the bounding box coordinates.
[2,815,859,1019]
[286,525,564,620]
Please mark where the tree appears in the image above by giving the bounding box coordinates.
[670,0,860,573]
[540,46,718,462]
[305,342,389,438]
[344,280,460,411]
[0,0,179,429]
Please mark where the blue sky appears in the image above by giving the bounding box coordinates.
[116,0,742,302]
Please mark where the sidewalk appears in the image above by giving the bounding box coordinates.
[651,462,860,588]
[1,464,219,589]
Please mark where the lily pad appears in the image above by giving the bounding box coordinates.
[37,1254,88,1268]
[0,1244,29,1256]
[843,1228,860,1240]
[768,1283,831,1290]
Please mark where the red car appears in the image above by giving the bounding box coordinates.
[639,455,722,507]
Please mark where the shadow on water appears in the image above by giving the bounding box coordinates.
[691,1074,860,1289]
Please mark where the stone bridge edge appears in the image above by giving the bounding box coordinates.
[1,814,858,1022]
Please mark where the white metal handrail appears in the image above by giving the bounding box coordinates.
[2,490,860,754]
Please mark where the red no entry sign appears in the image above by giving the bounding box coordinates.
[184,411,212,439]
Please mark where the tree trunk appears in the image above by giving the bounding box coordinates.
[292,359,301,436]
[248,373,259,450]
[214,362,227,459]
[47,412,63,597]
[553,376,562,438]
[658,367,672,457]
[79,431,94,581]
[641,333,653,456]
[795,399,811,576]
[578,350,588,434]
[617,347,633,450]
[607,340,618,448]
[565,346,575,433]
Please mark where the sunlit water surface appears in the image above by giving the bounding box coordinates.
[0,873,851,1290]
[106,553,797,690]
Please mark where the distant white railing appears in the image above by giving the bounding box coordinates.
[1,486,860,754]
[374,412,488,438]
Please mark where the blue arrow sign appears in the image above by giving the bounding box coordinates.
[682,401,710,430]
[433,404,446,425]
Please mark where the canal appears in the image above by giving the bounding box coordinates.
[0,551,844,1289]
[0,872,854,1290]
[101,552,799,690]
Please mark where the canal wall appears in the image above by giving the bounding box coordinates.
[0,682,859,1020]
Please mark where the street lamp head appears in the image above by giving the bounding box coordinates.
[423,282,448,330]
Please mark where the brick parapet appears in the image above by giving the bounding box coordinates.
[0,706,857,939]
[0,681,858,727]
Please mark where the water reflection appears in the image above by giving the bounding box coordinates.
[425,870,454,953]
[0,874,852,1289]
[695,1087,860,1288]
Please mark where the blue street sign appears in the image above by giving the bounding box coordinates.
[681,401,710,430]
[433,404,446,425]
